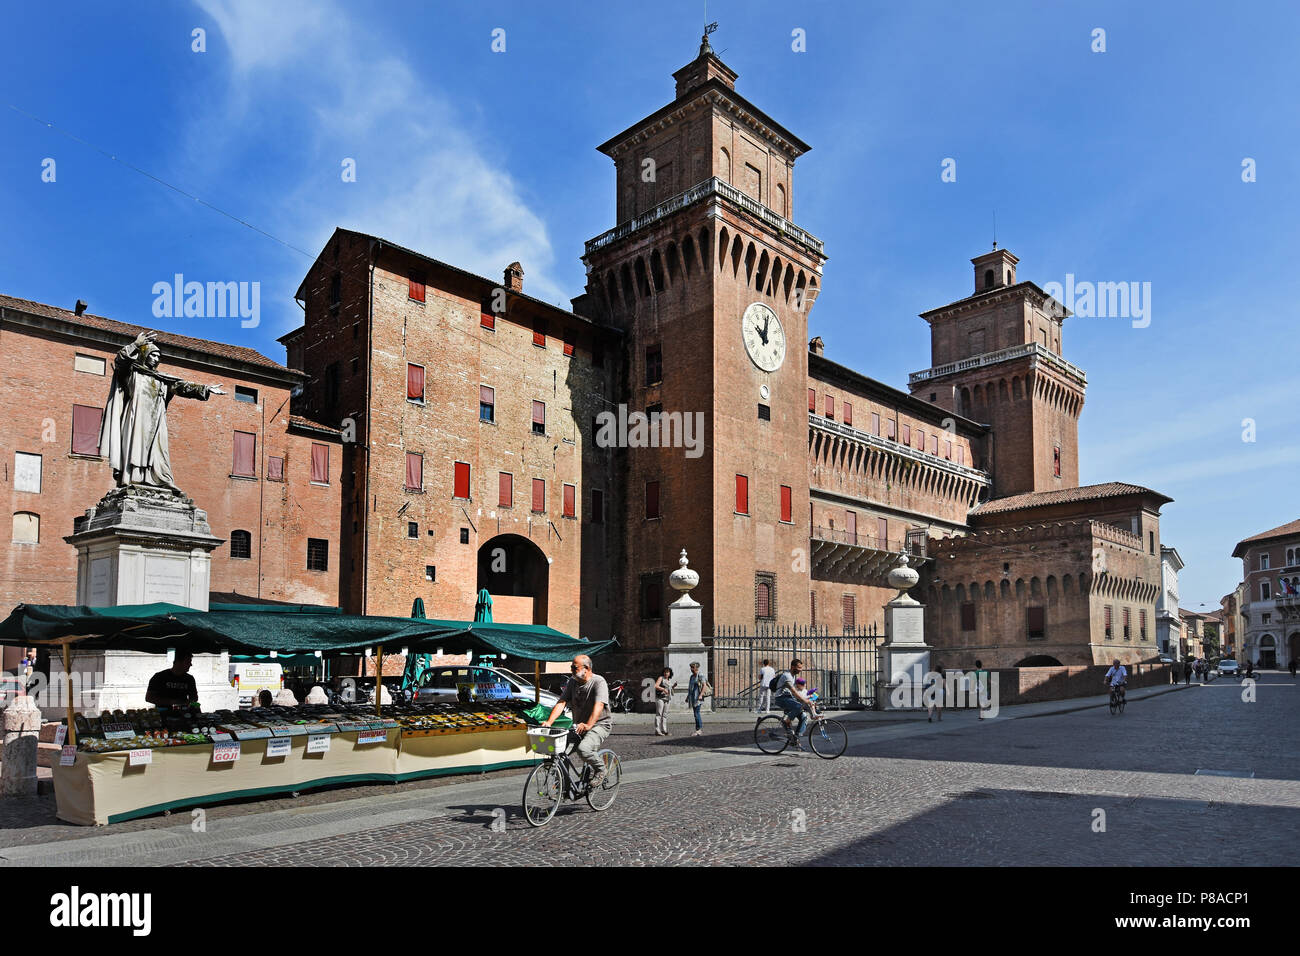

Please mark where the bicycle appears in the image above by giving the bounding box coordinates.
[754,708,848,759]
[522,726,622,827]
[1107,683,1126,715]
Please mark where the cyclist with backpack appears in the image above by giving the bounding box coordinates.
[772,658,817,750]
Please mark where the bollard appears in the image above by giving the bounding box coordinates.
[1,697,43,797]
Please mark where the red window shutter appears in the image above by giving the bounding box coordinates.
[645,481,660,519]
[409,276,425,302]
[454,461,470,499]
[954,444,961,465]
[877,517,888,548]
[902,424,911,445]
[71,404,103,455]
[310,443,329,483]
[842,595,855,629]
[267,456,284,481]
[1027,606,1045,634]
[917,429,925,451]
[532,401,545,426]
[563,334,575,357]
[825,394,834,418]
[846,510,857,542]
[887,419,895,440]
[533,321,546,347]
[407,364,425,401]
[233,431,256,477]
[532,478,545,512]
[563,483,576,518]
[780,485,792,523]
[735,474,749,514]
[871,412,880,436]
[931,434,939,455]
[843,402,852,426]
[810,591,817,625]
[961,603,977,631]
[499,472,512,507]
[808,388,816,412]
[406,453,423,491]
[757,583,770,618]
[480,385,494,407]
[480,311,495,330]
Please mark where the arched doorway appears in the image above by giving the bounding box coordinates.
[1259,634,1276,669]
[477,534,549,626]
[1015,655,1063,667]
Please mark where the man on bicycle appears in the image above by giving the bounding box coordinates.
[773,659,817,750]
[1104,658,1128,700]
[542,655,612,786]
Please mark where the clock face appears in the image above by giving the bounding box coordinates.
[741,303,785,372]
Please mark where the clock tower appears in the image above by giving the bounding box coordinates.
[582,33,826,662]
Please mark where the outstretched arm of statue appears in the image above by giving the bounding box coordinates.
[170,380,226,400]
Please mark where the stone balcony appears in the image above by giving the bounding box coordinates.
[908,342,1087,388]
[810,526,929,586]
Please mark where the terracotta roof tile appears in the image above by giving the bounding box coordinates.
[0,293,289,373]
[288,414,342,436]
[971,481,1172,516]
[1231,518,1300,556]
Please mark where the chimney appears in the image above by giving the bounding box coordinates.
[809,336,825,356]
[504,262,524,293]
[74,300,88,316]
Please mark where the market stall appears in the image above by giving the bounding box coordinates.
[0,602,613,825]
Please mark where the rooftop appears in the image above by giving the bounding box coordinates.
[971,481,1173,516]
[1231,518,1300,557]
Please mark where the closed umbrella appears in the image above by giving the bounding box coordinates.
[473,589,493,623]
[402,598,433,693]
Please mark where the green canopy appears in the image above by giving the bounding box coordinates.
[0,603,617,662]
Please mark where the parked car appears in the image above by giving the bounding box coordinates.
[1158,656,1174,664]
[1216,658,1239,677]
[413,665,562,710]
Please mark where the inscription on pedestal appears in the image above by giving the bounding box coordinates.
[143,557,187,603]
[891,609,924,644]
[88,558,112,605]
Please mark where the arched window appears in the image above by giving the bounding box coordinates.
[12,511,39,544]
[718,147,731,183]
[984,269,995,290]
[775,182,787,217]
[230,529,252,559]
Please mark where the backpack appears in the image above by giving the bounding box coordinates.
[769,671,788,692]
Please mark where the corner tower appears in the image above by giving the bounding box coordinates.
[908,248,1085,498]
[581,33,827,663]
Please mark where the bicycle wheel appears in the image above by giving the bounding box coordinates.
[522,762,563,827]
[1118,694,1126,715]
[754,715,791,754]
[1108,693,1118,715]
[585,750,622,811]
[808,718,848,759]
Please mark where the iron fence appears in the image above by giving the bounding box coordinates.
[708,624,881,709]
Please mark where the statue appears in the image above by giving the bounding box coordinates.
[98,331,225,494]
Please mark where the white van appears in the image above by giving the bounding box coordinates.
[229,662,284,706]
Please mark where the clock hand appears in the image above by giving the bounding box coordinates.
[754,320,769,345]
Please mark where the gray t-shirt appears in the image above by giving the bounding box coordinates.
[562,674,613,729]
[773,671,797,698]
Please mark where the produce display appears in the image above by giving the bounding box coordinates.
[390,699,529,736]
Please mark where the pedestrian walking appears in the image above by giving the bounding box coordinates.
[686,661,706,737]
[756,658,775,713]
[1289,658,1297,678]
[653,667,674,736]
[1170,661,1179,685]
[1184,660,1192,685]
[972,659,989,719]
[926,665,945,722]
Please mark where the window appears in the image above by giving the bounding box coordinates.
[842,594,856,630]
[533,319,547,347]
[532,401,546,436]
[499,472,513,508]
[877,517,888,548]
[645,345,662,385]
[230,529,252,559]
[1123,608,1131,640]
[1259,553,1270,570]
[407,521,418,539]
[1139,609,1147,642]
[591,489,605,524]
[825,394,834,419]
[955,445,962,465]
[808,388,816,412]
[329,273,341,308]
[846,510,857,544]
[930,434,938,456]
[1149,531,1155,555]
[645,481,660,520]
[916,429,925,451]
[407,363,425,403]
[756,575,775,620]
[1105,605,1113,640]
[325,362,340,407]
[235,386,258,404]
[871,412,880,436]
[886,419,896,440]
[984,269,995,290]
[641,574,664,621]
[460,528,470,544]
[71,405,103,456]
[961,602,976,631]
[405,453,424,492]
[233,431,256,477]
[307,538,328,572]
[74,353,105,375]
[1027,606,1045,639]
[409,274,425,302]
[480,309,495,331]
[563,483,576,518]
[1261,581,1271,601]
[310,443,329,484]
[426,565,436,582]
[757,404,771,421]
[480,385,495,423]
[14,452,41,493]
[1053,444,1061,477]
[780,485,793,523]
[902,424,911,445]
[453,461,470,499]
[532,478,546,513]
[843,402,853,426]
[267,456,284,481]
[12,512,39,544]
[735,474,749,515]
[563,331,575,357]
[810,591,817,626]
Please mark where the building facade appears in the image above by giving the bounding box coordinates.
[1231,518,1300,670]
[1156,546,1184,660]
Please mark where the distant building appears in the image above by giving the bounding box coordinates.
[1220,581,1248,659]
[1156,546,1184,659]
[1231,518,1300,670]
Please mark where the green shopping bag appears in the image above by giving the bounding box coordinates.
[522,702,572,728]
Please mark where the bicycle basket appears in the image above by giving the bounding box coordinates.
[525,726,570,755]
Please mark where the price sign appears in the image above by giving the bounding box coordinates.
[128,749,153,767]
[265,738,292,758]
[212,742,241,763]
[356,729,387,745]
[53,725,68,746]
[209,732,233,742]
[102,722,135,741]
[59,745,77,766]
[306,734,331,754]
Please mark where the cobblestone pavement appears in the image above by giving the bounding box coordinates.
[3,675,1294,865]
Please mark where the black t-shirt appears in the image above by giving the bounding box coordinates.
[147,668,198,708]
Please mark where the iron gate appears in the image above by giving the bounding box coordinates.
[709,624,880,709]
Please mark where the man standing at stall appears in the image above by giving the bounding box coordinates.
[145,650,199,710]
[542,655,612,786]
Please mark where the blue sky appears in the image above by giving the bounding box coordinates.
[3,0,1297,611]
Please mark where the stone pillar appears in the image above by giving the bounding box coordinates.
[664,550,709,713]
[876,553,932,710]
[1,697,43,796]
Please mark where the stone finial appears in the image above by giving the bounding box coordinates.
[669,549,699,596]
[887,551,920,599]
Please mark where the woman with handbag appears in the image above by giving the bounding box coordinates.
[686,661,710,737]
[653,667,674,736]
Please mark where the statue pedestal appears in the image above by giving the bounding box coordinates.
[50,488,236,718]
[876,596,931,711]
[665,593,708,713]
